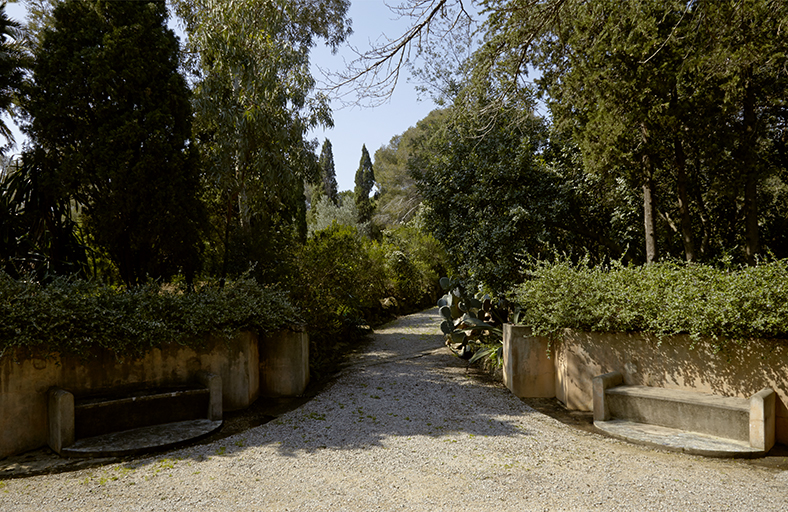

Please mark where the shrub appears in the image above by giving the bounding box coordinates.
[510,257,788,346]
[381,218,448,308]
[0,273,299,360]
[291,222,389,377]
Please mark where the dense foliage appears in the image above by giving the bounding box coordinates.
[173,0,351,283]
[393,0,788,294]
[23,0,204,285]
[511,258,788,345]
[0,272,299,360]
[408,100,638,293]
[292,220,446,376]
[475,0,788,265]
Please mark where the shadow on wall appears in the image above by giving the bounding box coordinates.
[555,330,788,443]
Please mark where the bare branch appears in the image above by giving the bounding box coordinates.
[324,0,474,106]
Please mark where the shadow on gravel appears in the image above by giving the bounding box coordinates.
[13,308,786,477]
[143,327,546,466]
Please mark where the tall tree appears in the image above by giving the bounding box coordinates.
[373,110,447,227]
[171,0,351,282]
[354,144,376,224]
[318,138,339,205]
[25,0,204,285]
[470,0,787,264]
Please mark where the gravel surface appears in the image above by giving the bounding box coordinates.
[2,308,788,511]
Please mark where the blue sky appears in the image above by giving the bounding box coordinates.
[4,1,440,193]
[308,1,440,192]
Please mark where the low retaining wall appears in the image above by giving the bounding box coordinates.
[1,328,308,459]
[503,327,788,445]
[259,326,309,397]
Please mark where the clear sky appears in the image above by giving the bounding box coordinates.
[3,1,440,193]
[308,1,440,192]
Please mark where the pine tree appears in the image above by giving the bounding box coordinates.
[319,138,339,205]
[354,144,376,224]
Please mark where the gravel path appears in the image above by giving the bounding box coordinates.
[2,308,788,511]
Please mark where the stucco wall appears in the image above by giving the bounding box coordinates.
[552,330,788,444]
[0,332,259,459]
[259,326,309,397]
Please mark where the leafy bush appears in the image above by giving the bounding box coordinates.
[0,273,299,360]
[510,257,788,345]
[307,194,365,237]
[291,222,389,376]
[381,220,448,308]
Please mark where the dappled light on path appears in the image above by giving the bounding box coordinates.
[2,308,788,511]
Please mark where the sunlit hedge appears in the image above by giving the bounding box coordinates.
[0,274,300,360]
[511,258,788,345]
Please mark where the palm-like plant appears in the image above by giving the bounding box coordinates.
[0,2,27,149]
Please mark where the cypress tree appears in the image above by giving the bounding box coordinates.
[354,144,376,224]
[319,138,339,205]
[25,0,204,285]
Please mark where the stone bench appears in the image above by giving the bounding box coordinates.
[592,371,775,457]
[48,371,222,457]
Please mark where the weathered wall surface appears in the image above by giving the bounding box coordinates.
[0,333,259,459]
[258,327,309,397]
[503,324,555,398]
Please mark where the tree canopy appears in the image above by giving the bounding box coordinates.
[382,0,788,279]
[23,0,204,285]
[171,0,351,282]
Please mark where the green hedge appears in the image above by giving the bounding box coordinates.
[0,274,300,360]
[510,258,788,345]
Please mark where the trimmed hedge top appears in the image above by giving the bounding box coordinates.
[511,258,788,345]
[0,274,300,360]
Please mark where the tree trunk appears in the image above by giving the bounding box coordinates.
[643,169,658,264]
[744,169,759,265]
[741,79,759,265]
[674,136,695,262]
[641,124,658,263]
[220,197,233,288]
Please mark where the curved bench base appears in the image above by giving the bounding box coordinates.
[61,419,223,458]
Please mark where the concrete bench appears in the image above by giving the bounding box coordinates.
[48,371,222,457]
[593,371,775,456]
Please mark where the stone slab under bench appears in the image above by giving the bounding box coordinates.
[61,419,223,458]
[595,419,766,458]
